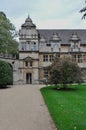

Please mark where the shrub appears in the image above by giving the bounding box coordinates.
[47,56,83,89]
[0,60,13,87]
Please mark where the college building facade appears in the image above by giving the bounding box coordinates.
[18,16,86,84]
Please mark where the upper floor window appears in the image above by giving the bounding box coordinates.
[53,42,59,48]
[25,61,28,66]
[40,43,45,48]
[25,61,33,67]
[30,61,33,67]
[21,42,26,51]
[30,42,36,51]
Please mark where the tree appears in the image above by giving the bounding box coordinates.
[80,1,86,19]
[47,56,82,89]
[0,11,18,55]
[0,60,13,88]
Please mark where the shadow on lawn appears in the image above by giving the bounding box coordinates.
[44,85,79,92]
[53,87,78,91]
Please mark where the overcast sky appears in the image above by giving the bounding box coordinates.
[0,0,86,30]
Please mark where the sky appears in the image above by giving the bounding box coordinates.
[0,0,86,30]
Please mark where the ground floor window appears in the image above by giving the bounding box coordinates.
[43,69,48,78]
[72,54,86,63]
[49,55,54,62]
[43,55,48,62]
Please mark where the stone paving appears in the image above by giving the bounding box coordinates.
[0,85,57,130]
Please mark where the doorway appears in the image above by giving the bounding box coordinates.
[26,73,32,84]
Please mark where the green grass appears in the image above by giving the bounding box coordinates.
[40,84,86,130]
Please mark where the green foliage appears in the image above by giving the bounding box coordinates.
[0,11,18,55]
[0,60,13,87]
[47,56,82,89]
[41,84,86,130]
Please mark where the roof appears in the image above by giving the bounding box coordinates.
[38,29,86,44]
[22,16,36,28]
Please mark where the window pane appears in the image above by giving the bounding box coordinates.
[43,55,48,62]
[53,42,58,48]
[44,70,48,78]
[30,42,36,50]
[21,42,26,50]
[49,55,54,62]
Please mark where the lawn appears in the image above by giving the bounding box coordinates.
[40,84,86,130]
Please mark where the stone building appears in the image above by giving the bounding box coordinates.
[18,16,86,84]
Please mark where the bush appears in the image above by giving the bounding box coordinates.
[0,60,13,87]
[47,56,83,89]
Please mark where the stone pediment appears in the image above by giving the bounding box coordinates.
[23,56,33,62]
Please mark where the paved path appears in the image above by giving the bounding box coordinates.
[0,85,57,130]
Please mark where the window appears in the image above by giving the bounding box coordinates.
[44,69,48,78]
[72,42,78,49]
[49,55,54,62]
[51,47,53,52]
[72,55,76,62]
[43,55,48,62]
[46,44,51,46]
[40,43,45,48]
[25,61,28,67]
[78,55,82,63]
[53,42,58,48]
[21,42,26,51]
[30,61,33,67]
[30,42,36,51]
[72,54,83,63]
[25,61,33,67]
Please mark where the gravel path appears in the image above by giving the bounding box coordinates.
[0,85,56,130]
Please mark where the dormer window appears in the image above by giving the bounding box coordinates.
[40,36,46,48]
[30,42,36,51]
[73,43,78,48]
[69,33,80,49]
[40,43,45,48]
[53,42,59,48]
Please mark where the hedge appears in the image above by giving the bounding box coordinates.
[0,60,13,87]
